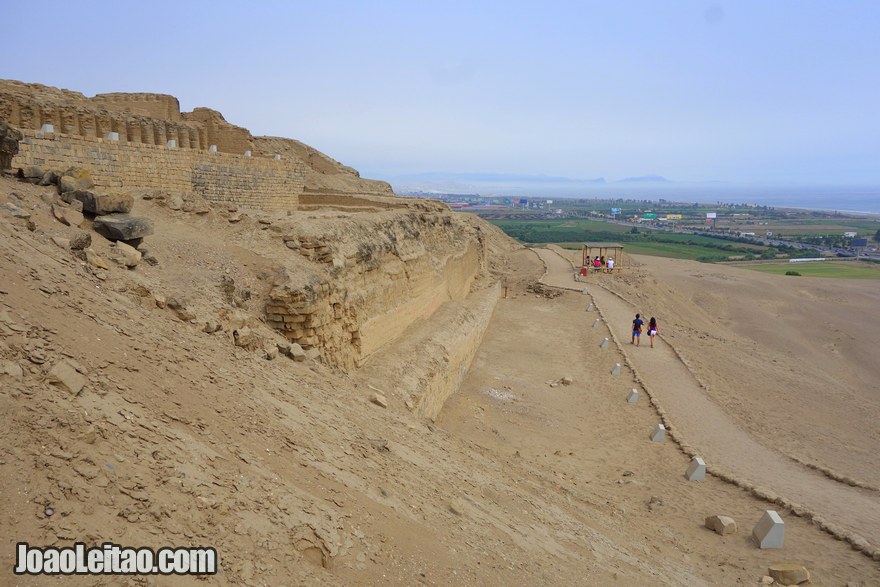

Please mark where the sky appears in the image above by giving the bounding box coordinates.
[4,1,880,186]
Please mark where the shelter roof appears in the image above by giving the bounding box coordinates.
[583,243,625,249]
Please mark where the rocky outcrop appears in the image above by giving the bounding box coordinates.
[266,204,492,368]
[0,117,21,169]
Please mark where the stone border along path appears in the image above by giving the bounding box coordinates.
[530,246,880,561]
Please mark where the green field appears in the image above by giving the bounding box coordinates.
[490,218,783,262]
[738,261,880,279]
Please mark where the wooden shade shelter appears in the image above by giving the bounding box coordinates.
[581,242,625,270]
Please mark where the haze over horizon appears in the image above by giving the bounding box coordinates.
[5,1,879,190]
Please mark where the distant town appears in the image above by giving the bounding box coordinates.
[400,191,880,260]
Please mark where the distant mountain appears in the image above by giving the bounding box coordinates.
[616,175,671,184]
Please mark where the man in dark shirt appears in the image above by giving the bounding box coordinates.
[632,313,643,346]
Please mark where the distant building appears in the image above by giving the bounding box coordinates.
[852,238,869,254]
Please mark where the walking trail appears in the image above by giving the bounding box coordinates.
[533,247,880,553]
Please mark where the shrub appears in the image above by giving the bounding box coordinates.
[785,270,801,276]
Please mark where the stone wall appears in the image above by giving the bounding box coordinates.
[11,129,304,211]
[91,92,183,122]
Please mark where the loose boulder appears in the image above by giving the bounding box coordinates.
[52,203,84,228]
[47,360,87,394]
[93,214,154,241]
[69,190,133,214]
[83,248,110,270]
[20,165,44,182]
[705,515,737,535]
[113,241,141,268]
[288,342,307,362]
[69,232,92,251]
[167,298,197,322]
[38,170,59,186]
[57,168,94,194]
[768,563,810,585]
[232,327,261,350]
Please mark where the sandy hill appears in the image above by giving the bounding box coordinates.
[1,79,879,585]
[1,173,879,585]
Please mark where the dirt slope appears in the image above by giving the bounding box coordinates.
[1,175,878,586]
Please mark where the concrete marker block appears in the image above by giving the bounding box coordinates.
[600,337,609,349]
[611,363,621,376]
[166,139,177,148]
[626,389,638,403]
[208,145,218,152]
[686,456,706,480]
[650,424,665,442]
[592,319,600,328]
[105,132,119,141]
[244,150,252,157]
[586,303,594,312]
[752,510,784,549]
[41,123,55,134]
[581,288,589,295]
[274,153,282,160]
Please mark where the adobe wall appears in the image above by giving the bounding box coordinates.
[266,208,493,368]
[1,80,392,201]
[91,92,182,121]
[11,129,304,211]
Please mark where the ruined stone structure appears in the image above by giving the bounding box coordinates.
[1,80,501,399]
[1,80,396,212]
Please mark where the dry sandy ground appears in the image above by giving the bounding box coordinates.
[439,247,879,584]
[1,174,879,585]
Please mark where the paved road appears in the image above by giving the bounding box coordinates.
[533,247,880,553]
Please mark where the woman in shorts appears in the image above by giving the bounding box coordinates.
[648,317,658,348]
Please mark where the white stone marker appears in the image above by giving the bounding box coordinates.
[582,288,589,295]
[166,139,177,148]
[592,319,600,328]
[611,363,621,376]
[40,123,55,133]
[600,338,609,349]
[208,144,218,152]
[686,456,706,480]
[752,510,784,549]
[105,132,119,141]
[626,389,639,403]
[244,150,252,157]
[586,303,594,312]
[274,153,282,160]
[650,424,666,442]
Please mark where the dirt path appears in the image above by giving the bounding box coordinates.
[533,247,880,553]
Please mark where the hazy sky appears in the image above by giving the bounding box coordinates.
[5,1,879,184]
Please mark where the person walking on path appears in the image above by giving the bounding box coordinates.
[648,317,658,348]
[631,313,643,346]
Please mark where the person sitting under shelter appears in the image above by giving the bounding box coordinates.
[606,257,614,273]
